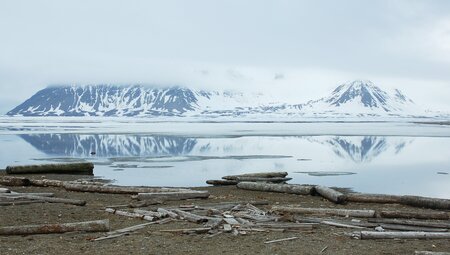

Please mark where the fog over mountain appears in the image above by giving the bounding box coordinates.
[1,1,450,114]
[7,80,431,118]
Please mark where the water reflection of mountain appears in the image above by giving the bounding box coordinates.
[20,134,197,157]
[309,136,411,163]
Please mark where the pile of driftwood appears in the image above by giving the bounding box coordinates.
[206,171,291,185]
[207,171,450,211]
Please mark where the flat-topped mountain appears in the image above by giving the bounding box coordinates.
[7,81,424,117]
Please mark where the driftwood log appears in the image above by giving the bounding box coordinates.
[29,179,66,187]
[376,223,448,232]
[237,182,314,195]
[3,192,54,197]
[0,176,31,186]
[234,177,292,183]
[63,183,189,194]
[379,210,449,220]
[0,220,109,235]
[368,218,450,229]
[345,193,401,204]
[222,172,288,180]
[0,200,45,206]
[20,195,86,206]
[272,206,376,218]
[206,180,238,186]
[400,196,450,210]
[105,208,155,221]
[136,191,210,201]
[415,251,450,255]
[6,163,94,175]
[314,186,346,204]
[354,231,450,240]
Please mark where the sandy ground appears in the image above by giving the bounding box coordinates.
[0,174,449,255]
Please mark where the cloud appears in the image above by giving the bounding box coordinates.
[0,0,449,113]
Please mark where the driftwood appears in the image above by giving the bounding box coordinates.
[237,182,314,195]
[206,180,238,186]
[379,210,449,220]
[415,252,450,255]
[234,177,292,183]
[136,191,210,201]
[320,220,366,229]
[345,193,401,204]
[400,196,450,210]
[159,227,211,234]
[353,231,450,240]
[222,172,288,180]
[0,200,45,206]
[368,218,450,229]
[63,183,189,194]
[129,199,163,208]
[346,193,450,210]
[171,209,209,223]
[0,194,86,206]
[272,206,376,218]
[105,208,155,221]
[377,223,448,232]
[0,219,109,235]
[315,186,345,204]
[264,236,299,244]
[133,209,165,218]
[157,208,178,218]
[0,176,31,186]
[251,222,316,230]
[29,179,66,187]
[6,163,94,175]
[3,192,54,197]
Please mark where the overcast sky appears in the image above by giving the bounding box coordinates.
[1,0,450,113]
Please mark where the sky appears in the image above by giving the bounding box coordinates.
[1,0,450,114]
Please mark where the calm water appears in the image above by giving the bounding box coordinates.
[0,119,449,198]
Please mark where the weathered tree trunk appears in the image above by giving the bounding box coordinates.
[345,193,402,204]
[29,179,66,187]
[0,176,30,186]
[22,195,86,206]
[3,192,54,197]
[272,206,376,218]
[379,210,449,220]
[320,220,366,229]
[251,222,316,230]
[133,209,165,218]
[136,191,210,201]
[171,209,210,223]
[400,196,450,210]
[415,251,450,255]
[355,231,450,240]
[105,208,155,221]
[0,220,109,235]
[368,218,450,229]
[129,199,163,208]
[237,182,314,195]
[0,200,45,206]
[378,223,448,232]
[222,172,288,180]
[159,227,212,234]
[314,186,346,204]
[157,208,178,218]
[6,163,94,175]
[234,177,292,183]
[206,180,238,186]
[63,183,189,194]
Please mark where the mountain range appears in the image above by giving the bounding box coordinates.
[7,80,426,117]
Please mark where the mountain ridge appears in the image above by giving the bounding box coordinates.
[7,80,428,117]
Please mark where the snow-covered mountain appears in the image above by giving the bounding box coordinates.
[7,85,274,117]
[7,81,426,117]
[287,80,421,116]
